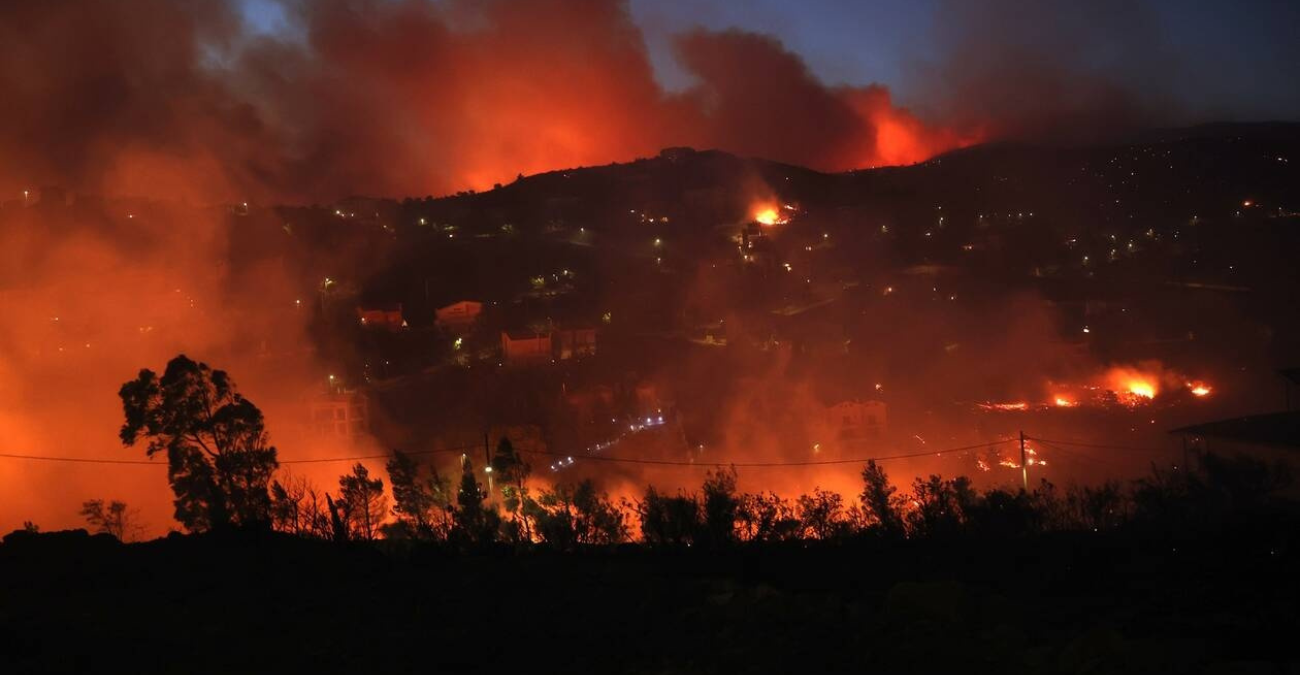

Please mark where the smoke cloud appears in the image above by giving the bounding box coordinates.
[0,0,983,204]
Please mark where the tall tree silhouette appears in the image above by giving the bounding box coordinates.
[385,450,452,539]
[491,437,531,539]
[119,355,278,531]
[79,499,144,541]
[860,460,905,537]
[451,458,499,545]
[337,463,388,541]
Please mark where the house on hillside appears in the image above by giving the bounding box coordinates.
[555,327,597,359]
[1171,410,1300,479]
[501,330,552,365]
[826,399,887,442]
[435,300,482,333]
[309,390,369,439]
[357,303,405,330]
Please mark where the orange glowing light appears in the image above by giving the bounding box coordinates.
[1053,397,1077,408]
[1188,382,1212,397]
[1101,365,1164,406]
[979,401,1029,412]
[1128,382,1156,399]
[754,206,788,226]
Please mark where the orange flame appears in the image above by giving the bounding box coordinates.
[753,205,789,226]
[1101,365,1161,406]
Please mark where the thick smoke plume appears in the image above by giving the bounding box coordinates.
[0,0,979,203]
[2,0,1285,203]
[0,202,388,535]
[0,0,1275,532]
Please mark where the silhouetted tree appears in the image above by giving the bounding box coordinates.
[737,492,800,542]
[1063,481,1127,531]
[700,468,740,547]
[491,437,532,539]
[962,486,1042,537]
[270,472,332,538]
[860,460,905,536]
[1132,452,1293,529]
[337,463,387,540]
[572,479,626,545]
[384,450,452,539]
[451,459,500,546]
[119,355,278,532]
[79,499,144,541]
[638,486,700,547]
[907,475,967,537]
[528,479,627,549]
[796,488,851,540]
[325,493,349,543]
[525,485,578,549]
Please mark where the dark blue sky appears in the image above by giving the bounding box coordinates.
[626,0,1300,120]
[238,0,1300,122]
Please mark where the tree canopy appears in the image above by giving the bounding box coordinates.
[119,354,278,531]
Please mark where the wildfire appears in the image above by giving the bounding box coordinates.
[978,366,1213,416]
[1099,364,1164,407]
[753,205,790,226]
[1126,381,1157,400]
[979,402,1030,412]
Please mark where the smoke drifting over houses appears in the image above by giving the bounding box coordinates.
[6,0,1275,204]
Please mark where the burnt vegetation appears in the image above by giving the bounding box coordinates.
[3,447,1295,674]
[4,125,1300,672]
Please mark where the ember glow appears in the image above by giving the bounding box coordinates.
[979,402,1030,412]
[1126,381,1157,400]
[1102,364,1163,406]
[0,0,983,203]
[0,0,1284,541]
[975,362,1215,416]
[753,205,790,226]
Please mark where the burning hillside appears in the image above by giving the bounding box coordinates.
[0,0,983,205]
[979,362,1216,412]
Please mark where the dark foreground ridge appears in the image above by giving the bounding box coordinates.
[2,516,1295,675]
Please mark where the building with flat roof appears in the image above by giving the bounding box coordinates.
[435,300,482,332]
[501,330,552,365]
[309,390,369,439]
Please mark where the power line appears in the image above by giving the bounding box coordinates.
[0,453,159,466]
[1029,438,1131,469]
[282,445,477,464]
[1025,436,1173,454]
[0,444,480,467]
[520,438,1016,468]
[0,438,1017,470]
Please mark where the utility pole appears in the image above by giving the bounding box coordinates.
[483,432,494,495]
[1019,430,1029,492]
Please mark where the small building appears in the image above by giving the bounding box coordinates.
[635,382,662,414]
[1171,410,1300,470]
[435,300,483,332]
[358,303,405,330]
[564,385,616,425]
[309,390,369,439]
[826,399,887,441]
[502,330,552,365]
[554,327,597,359]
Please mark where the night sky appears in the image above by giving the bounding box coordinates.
[241,0,1300,121]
